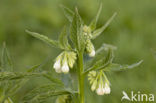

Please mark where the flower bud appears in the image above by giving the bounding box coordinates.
[86,40,96,57]
[67,51,77,68]
[83,25,91,33]
[83,25,92,38]
[104,83,111,94]
[88,71,96,77]
[91,80,97,91]
[53,59,62,73]
[61,61,69,73]
[89,49,95,57]
[96,84,105,95]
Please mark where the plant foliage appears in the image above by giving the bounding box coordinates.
[0,4,143,103]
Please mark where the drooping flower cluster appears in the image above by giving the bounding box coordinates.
[83,25,95,57]
[53,51,77,73]
[88,71,111,95]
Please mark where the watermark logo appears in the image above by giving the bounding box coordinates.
[121,91,154,102]
[121,91,131,101]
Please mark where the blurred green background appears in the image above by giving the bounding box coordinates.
[0,0,156,102]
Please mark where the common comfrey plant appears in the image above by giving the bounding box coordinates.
[25,4,142,103]
[88,71,110,95]
[0,4,143,103]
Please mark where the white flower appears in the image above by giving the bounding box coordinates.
[96,84,105,95]
[53,59,62,73]
[104,83,111,94]
[55,67,62,73]
[89,49,95,57]
[61,61,69,73]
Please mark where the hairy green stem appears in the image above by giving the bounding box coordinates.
[78,52,84,103]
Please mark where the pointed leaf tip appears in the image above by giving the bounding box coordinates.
[1,43,13,71]
[60,5,74,22]
[89,3,103,31]
[26,30,60,49]
[107,60,143,72]
[70,7,85,52]
[92,12,117,39]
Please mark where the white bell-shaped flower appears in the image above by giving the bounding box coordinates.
[96,84,105,95]
[55,67,62,73]
[61,61,69,73]
[53,59,62,73]
[104,83,111,94]
[89,49,95,57]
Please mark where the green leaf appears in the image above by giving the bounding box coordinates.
[94,49,114,71]
[89,4,102,31]
[85,43,112,68]
[94,43,116,61]
[26,30,59,48]
[83,49,114,75]
[1,43,13,72]
[27,64,41,73]
[104,49,114,64]
[85,59,105,72]
[59,26,72,50]
[26,91,71,103]
[7,64,41,96]
[7,79,28,97]
[97,43,117,53]
[0,72,46,81]
[106,60,143,71]
[60,5,74,22]
[92,12,117,39]
[23,84,71,103]
[43,73,64,86]
[70,8,85,52]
